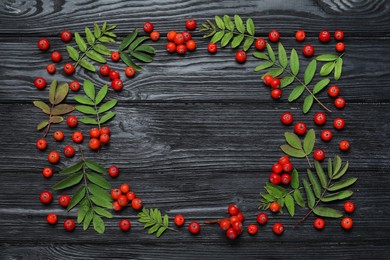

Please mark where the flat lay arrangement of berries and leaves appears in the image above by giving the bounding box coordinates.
[34,15,356,239]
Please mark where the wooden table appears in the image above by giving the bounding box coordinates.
[1,0,389,259]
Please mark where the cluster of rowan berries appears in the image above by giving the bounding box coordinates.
[165,19,197,55]
[269,156,294,185]
[111,182,143,214]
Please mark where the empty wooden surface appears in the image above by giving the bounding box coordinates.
[1,0,390,259]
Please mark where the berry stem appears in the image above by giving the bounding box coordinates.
[204,218,224,224]
[305,154,312,168]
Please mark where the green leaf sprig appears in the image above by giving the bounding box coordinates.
[33,80,74,137]
[67,22,117,72]
[118,29,156,71]
[199,15,256,51]
[280,129,316,167]
[52,148,113,234]
[73,80,117,128]
[138,208,176,237]
[316,54,344,80]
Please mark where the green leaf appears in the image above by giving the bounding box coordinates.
[93,44,111,56]
[86,50,106,63]
[304,60,317,85]
[333,161,349,180]
[75,32,87,52]
[261,193,276,202]
[280,144,306,158]
[93,23,101,38]
[74,95,95,106]
[87,172,111,189]
[290,48,299,75]
[302,95,314,114]
[99,36,115,43]
[85,160,106,174]
[253,52,269,60]
[278,43,288,68]
[266,43,275,62]
[332,156,342,176]
[291,169,299,189]
[102,22,107,31]
[234,15,245,33]
[120,52,142,71]
[316,54,339,62]
[320,62,335,77]
[246,18,255,35]
[67,186,86,211]
[54,82,69,105]
[254,61,273,72]
[52,172,83,190]
[77,204,89,223]
[83,209,94,230]
[221,32,233,47]
[67,45,80,62]
[50,116,63,124]
[288,85,305,102]
[49,80,57,105]
[51,104,74,116]
[104,32,116,38]
[285,194,295,217]
[327,158,333,178]
[37,120,49,130]
[313,206,343,218]
[293,189,305,208]
[100,111,116,124]
[119,29,138,51]
[78,117,98,125]
[130,50,153,63]
[285,132,302,150]
[136,45,156,55]
[90,195,112,209]
[243,37,254,52]
[83,80,95,101]
[33,101,50,114]
[98,99,117,114]
[215,16,225,30]
[88,183,113,202]
[321,190,353,202]
[265,67,284,78]
[307,169,321,198]
[79,58,96,72]
[303,178,315,209]
[95,85,108,105]
[314,160,328,188]
[231,34,244,48]
[93,214,105,234]
[328,177,357,192]
[94,207,113,218]
[223,15,234,31]
[156,227,167,238]
[334,57,343,80]
[280,76,295,88]
[60,161,83,174]
[129,36,148,51]
[85,27,95,46]
[148,224,160,234]
[75,105,96,115]
[303,129,315,155]
[265,183,288,198]
[313,78,330,94]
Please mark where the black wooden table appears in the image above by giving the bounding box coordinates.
[1,0,389,259]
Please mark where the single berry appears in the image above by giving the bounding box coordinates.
[269,202,280,213]
[219,219,231,230]
[321,129,333,142]
[100,64,111,76]
[99,133,110,144]
[302,44,315,57]
[237,212,245,222]
[109,70,120,80]
[113,201,122,211]
[69,81,80,92]
[339,140,350,151]
[231,220,243,234]
[228,204,240,216]
[247,224,258,235]
[111,51,120,62]
[40,190,53,204]
[272,163,283,174]
[48,151,60,164]
[344,201,355,213]
[207,43,217,54]
[328,85,340,97]
[230,216,240,224]
[126,191,136,201]
[63,219,75,231]
[226,227,238,240]
[341,217,353,230]
[334,97,346,109]
[36,138,47,150]
[334,30,345,41]
[46,213,58,225]
[176,44,187,55]
[117,195,128,207]
[89,128,100,138]
[58,194,71,207]
[120,183,130,194]
[72,131,83,143]
[37,38,50,51]
[63,63,75,75]
[143,22,154,33]
[111,79,123,91]
[282,162,293,173]
[319,30,331,42]
[51,51,62,63]
[314,218,325,230]
[125,66,135,77]
[174,214,185,227]
[150,31,160,41]
[46,63,56,74]
[269,172,281,185]
[271,89,282,99]
[188,222,201,234]
[119,219,131,231]
[34,77,47,90]
[60,30,72,42]
[263,74,273,86]
[313,149,325,161]
[42,167,53,178]
[281,173,291,185]
[131,198,143,210]
[256,212,268,225]
[185,18,197,30]
[235,50,247,63]
[268,30,280,42]
[186,40,196,51]
[336,42,345,52]
[88,138,101,151]
[280,112,293,125]
[295,30,306,42]
[108,165,119,178]
[111,188,121,200]
[66,115,78,127]
[166,42,176,53]
[314,112,327,125]
[63,145,75,158]
[255,38,266,50]
[167,31,177,42]
[174,33,185,45]
[279,156,290,165]
[270,78,281,89]
[182,31,192,42]
[100,126,111,135]
[272,222,284,235]
[294,122,307,135]
[333,118,345,130]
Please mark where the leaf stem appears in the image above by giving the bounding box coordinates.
[305,154,312,168]
[94,104,101,130]
[43,104,55,137]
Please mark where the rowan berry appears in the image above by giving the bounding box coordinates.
[42,167,53,178]
[117,195,128,207]
[174,33,185,45]
[228,204,240,216]
[219,219,231,230]
[235,50,247,63]
[111,188,121,200]
[237,212,245,222]
[120,183,130,194]
[111,79,123,91]
[256,212,268,225]
[46,213,58,225]
[166,42,176,53]
[314,218,325,230]
[334,118,345,130]
[48,151,60,164]
[100,64,111,76]
[63,63,75,75]
[64,219,75,231]
[341,217,353,230]
[334,30,345,41]
[230,216,240,223]
[185,18,197,31]
[125,66,135,77]
[51,51,62,63]
[88,128,99,139]
[272,163,283,174]
[339,140,350,151]
[167,30,177,42]
[282,162,293,173]
[188,222,201,234]
[36,138,47,150]
[321,129,333,142]
[344,201,355,213]
[150,31,160,41]
[111,51,120,62]
[40,190,53,204]
[186,40,196,51]
[52,131,64,142]
[182,31,192,42]
[319,30,331,43]
[313,149,325,161]
[270,78,281,89]
[271,89,282,99]
[89,138,101,151]
[231,220,243,234]
[100,126,111,135]
[99,133,110,144]
[268,30,280,42]
[109,70,120,80]
[294,122,307,135]
[263,74,273,86]
[247,224,258,235]
[108,165,119,178]
[69,81,80,92]
[34,77,47,90]
[255,38,266,50]
[126,191,136,201]
[336,42,345,52]
[119,219,131,231]
[174,214,185,227]
[59,194,71,207]
[328,85,340,97]
[66,115,78,128]
[63,145,75,158]
[302,44,315,57]
[60,30,72,42]
[280,112,293,125]
[113,201,122,211]
[226,227,237,240]
[279,156,290,165]
[281,173,291,185]
[295,30,306,42]
[143,21,154,33]
[269,202,280,213]
[46,63,56,74]
[273,222,284,235]
[37,38,50,51]
[334,97,346,109]
[131,198,143,210]
[207,43,217,53]
[314,112,327,125]
[176,44,187,55]
[71,132,83,144]
[269,172,281,185]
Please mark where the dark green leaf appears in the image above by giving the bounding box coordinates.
[314,160,328,188]
[278,43,288,68]
[37,120,49,130]
[67,45,79,62]
[88,183,112,202]
[328,177,357,191]
[333,161,349,180]
[288,85,305,102]
[33,101,50,114]
[94,207,113,218]
[93,214,105,234]
[303,178,315,209]
[85,27,95,46]
[52,172,83,190]
[85,160,106,174]
[93,23,101,38]
[77,204,89,223]
[285,194,295,217]
[277,198,285,209]
[51,104,74,116]
[231,34,244,48]
[79,58,96,72]
[307,169,321,198]
[243,37,254,52]
[264,184,284,199]
[83,80,95,101]
[50,116,63,124]
[54,82,69,105]
[95,85,108,105]
[304,60,317,85]
[129,36,148,51]
[67,186,86,211]
[234,15,245,33]
[253,52,269,60]
[327,158,333,178]
[130,50,153,63]
[280,144,306,158]
[215,16,225,30]
[266,43,275,62]
[78,117,98,125]
[246,18,255,36]
[290,48,299,75]
[313,78,330,94]
[90,195,112,209]
[223,15,234,31]
[291,169,299,189]
[60,161,83,174]
[303,129,315,155]
[302,95,314,114]
[320,62,335,77]
[93,44,111,56]
[120,52,142,71]
[74,95,95,106]
[119,29,138,51]
[332,156,342,176]
[313,206,343,218]
[49,80,57,105]
[86,50,106,63]
[83,209,94,230]
[254,61,273,72]
[74,32,87,52]
[87,172,111,189]
[221,32,233,47]
[321,190,353,202]
[280,76,295,88]
[316,54,339,62]
[334,57,343,80]
[285,132,302,150]
[98,99,117,114]
[99,111,116,124]
[136,45,156,55]
[293,189,305,208]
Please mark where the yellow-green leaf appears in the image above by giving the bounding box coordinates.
[223,15,234,31]
[79,58,96,72]
[98,99,117,114]
[37,120,48,130]
[215,16,225,30]
[85,27,95,46]
[75,105,96,115]
[78,117,98,125]
[333,161,349,180]
[221,32,233,47]
[49,80,57,105]
[54,82,69,105]
[243,37,254,52]
[280,76,295,88]
[51,104,74,115]
[316,54,338,62]
[33,101,50,114]
[95,85,108,105]
[246,18,255,36]
[253,52,269,60]
[74,95,95,106]
[234,14,245,33]
[320,62,335,77]
[293,189,305,208]
[254,61,273,72]
[93,23,101,38]
[93,44,111,56]
[291,169,299,189]
[100,111,116,124]
[266,43,275,62]
[334,57,343,80]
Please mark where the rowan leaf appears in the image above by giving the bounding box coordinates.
[85,27,95,45]
[314,160,328,188]
[261,193,276,202]
[303,129,315,155]
[285,194,295,217]
[321,190,353,202]
[85,160,106,174]
[77,204,89,223]
[88,183,112,202]
[332,156,342,176]
[231,34,244,48]
[83,80,95,101]
[67,45,79,62]
[265,67,284,78]
[288,85,305,102]
[316,54,338,62]
[290,169,299,189]
[50,116,63,124]
[313,78,330,94]
[333,161,349,180]
[75,32,87,52]
[215,16,225,30]
[120,52,142,71]
[52,171,83,190]
[75,105,96,115]
[60,161,83,174]
[99,111,116,124]
[78,117,98,125]
[79,58,96,72]
[74,95,95,106]
[93,23,101,38]
[51,104,74,115]
[119,29,138,51]
[157,227,167,238]
[246,18,255,35]
[304,60,317,85]
[94,207,113,218]
[49,80,57,105]
[234,15,245,33]
[278,42,288,68]
[86,50,106,63]
[90,195,112,209]
[334,57,343,80]
[130,50,153,63]
[54,82,69,105]
[243,37,254,51]
[223,15,234,31]
[302,95,314,114]
[99,36,115,43]
[284,132,302,150]
[67,186,86,211]
[307,169,321,198]
[98,99,117,114]
[303,178,315,209]
[254,61,273,72]
[293,189,305,208]
[87,172,111,189]
[253,52,269,60]
[95,85,108,105]
[290,48,299,75]
[93,44,111,56]
[313,206,343,218]
[328,177,357,191]
[320,62,335,77]
[129,36,148,51]
[221,32,233,47]
[37,120,49,130]
[266,43,275,62]
[136,45,156,55]
[280,144,306,158]
[280,76,295,88]
[327,158,333,178]
[33,101,50,114]
[83,209,94,230]
[93,214,105,234]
